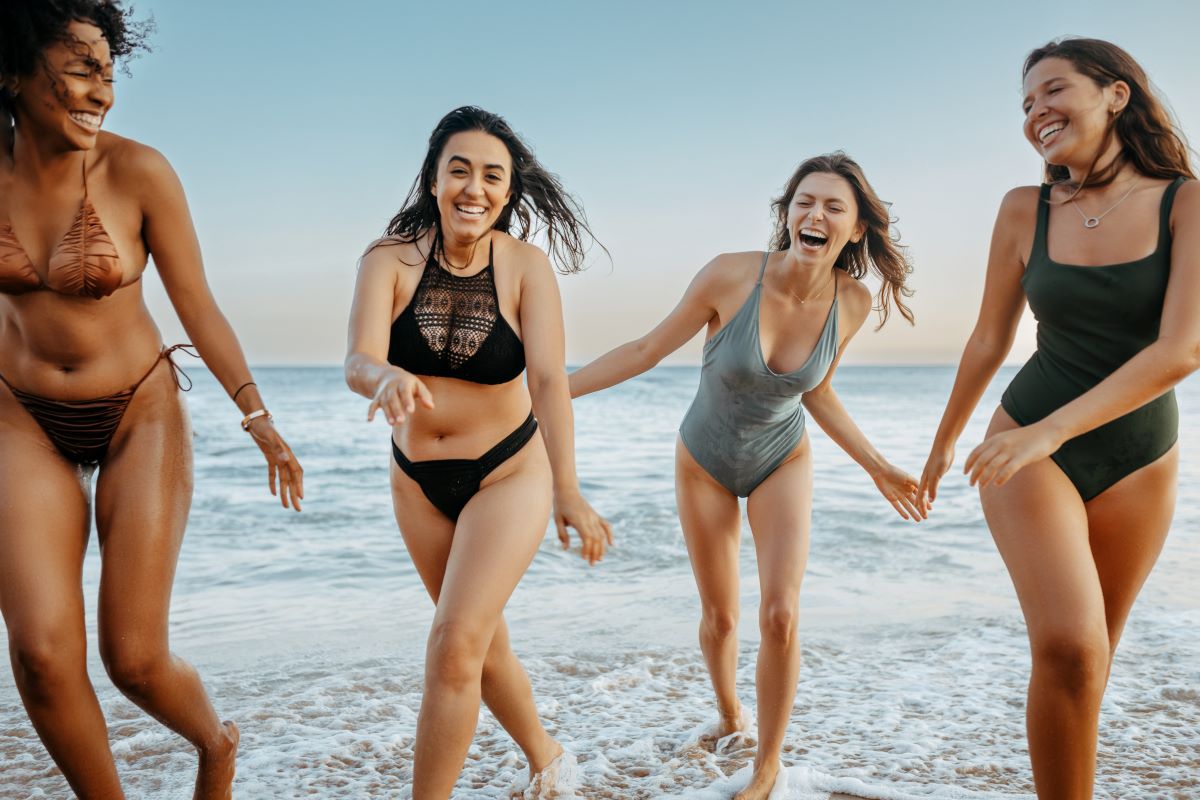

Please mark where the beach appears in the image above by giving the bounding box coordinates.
[1,365,1196,799]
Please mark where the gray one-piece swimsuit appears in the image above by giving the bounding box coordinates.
[679,252,840,497]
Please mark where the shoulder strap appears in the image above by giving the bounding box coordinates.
[486,238,502,301]
[1032,183,1052,259]
[1157,177,1187,250]
[756,251,769,285]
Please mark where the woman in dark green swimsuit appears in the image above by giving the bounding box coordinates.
[919,38,1198,798]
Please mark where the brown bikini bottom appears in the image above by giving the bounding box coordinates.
[0,344,196,465]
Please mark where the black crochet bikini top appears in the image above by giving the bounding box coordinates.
[388,243,525,384]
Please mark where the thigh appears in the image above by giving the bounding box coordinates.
[745,439,812,600]
[432,438,553,633]
[675,436,743,610]
[0,417,91,649]
[391,460,458,604]
[1085,444,1178,648]
[980,408,1104,641]
[93,365,193,647]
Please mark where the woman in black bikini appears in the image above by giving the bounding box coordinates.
[920,38,1198,797]
[345,106,612,798]
[0,3,303,798]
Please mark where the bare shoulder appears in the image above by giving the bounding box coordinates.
[838,271,873,324]
[358,237,419,279]
[1171,178,1200,225]
[493,232,553,280]
[98,132,175,187]
[998,185,1041,225]
[695,250,763,293]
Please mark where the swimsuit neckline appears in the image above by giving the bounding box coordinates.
[752,281,839,378]
[1040,179,1177,270]
[0,150,124,297]
[426,239,495,281]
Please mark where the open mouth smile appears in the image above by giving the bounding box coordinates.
[1038,121,1066,145]
[69,111,103,132]
[455,204,488,219]
[797,228,828,249]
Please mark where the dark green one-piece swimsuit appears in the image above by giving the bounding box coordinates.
[1000,177,1186,501]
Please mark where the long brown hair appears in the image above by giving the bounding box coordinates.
[384,106,602,274]
[770,152,913,328]
[1023,38,1195,189]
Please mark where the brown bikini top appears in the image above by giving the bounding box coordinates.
[0,154,122,298]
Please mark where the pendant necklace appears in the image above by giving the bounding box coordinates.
[783,269,835,304]
[1070,179,1140,229]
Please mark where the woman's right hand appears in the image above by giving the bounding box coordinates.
[367,368,434,424]
[553,487,615,566]
[918,442,955,508]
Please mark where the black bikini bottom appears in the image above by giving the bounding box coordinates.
[392,412,538,521]
[0,344,195,466]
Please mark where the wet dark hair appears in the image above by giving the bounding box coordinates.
[1024,37,1195,189]
[384,106,601,274]
[769,152,914,328]
[0,0,151,120]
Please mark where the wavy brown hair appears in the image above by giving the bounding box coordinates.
[1024,37,1195,189]
[770,152,913,328]
[384,106,602,274]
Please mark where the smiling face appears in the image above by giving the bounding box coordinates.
[10,20,114,151]
[430,130,514,246]
[1022,56,1128,169]
[786,172,865,263]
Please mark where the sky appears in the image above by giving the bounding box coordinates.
[104,0,1200,365]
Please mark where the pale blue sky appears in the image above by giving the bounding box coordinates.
[107,0,1200,364]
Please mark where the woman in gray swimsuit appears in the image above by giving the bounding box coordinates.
[570,152,922,799]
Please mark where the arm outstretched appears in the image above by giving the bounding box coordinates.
[568,255,736,398]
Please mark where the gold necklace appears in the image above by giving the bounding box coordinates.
[1070,178,1140,229]
[781,269,835,304]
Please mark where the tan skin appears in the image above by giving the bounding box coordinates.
[344,129,612,799]
[570,172,923,800]
[920,56,1200,798]
[0,21,303,800]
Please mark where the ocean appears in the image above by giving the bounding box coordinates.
[1,366,1196,799]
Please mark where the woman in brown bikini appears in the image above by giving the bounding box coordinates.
[0,2,303,797]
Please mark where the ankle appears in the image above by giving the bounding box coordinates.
[197,721,237,757]
[528,737,562,774]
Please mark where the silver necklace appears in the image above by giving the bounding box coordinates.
[1070,180,1139,229]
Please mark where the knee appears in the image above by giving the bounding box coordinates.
[100,639,169,696]
[759,599,798,646]
[1032,634,1109,698]
[426,620,487,692]
[480,630,519,684]
[701,607,739,641]
[9,630,86,702]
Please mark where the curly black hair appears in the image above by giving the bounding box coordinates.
[385,106,604,275]
[0,0,152,116]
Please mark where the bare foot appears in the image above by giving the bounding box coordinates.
[526,745,578,799]
[528,738,564,782]
[731,760,782,800]
[717,703,750,738]
[193,721,239,800]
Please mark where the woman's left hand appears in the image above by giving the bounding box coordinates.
[554,489,614,566]
[871,463,926,521]
[963,422,1059,490]
[246,416,305,511]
